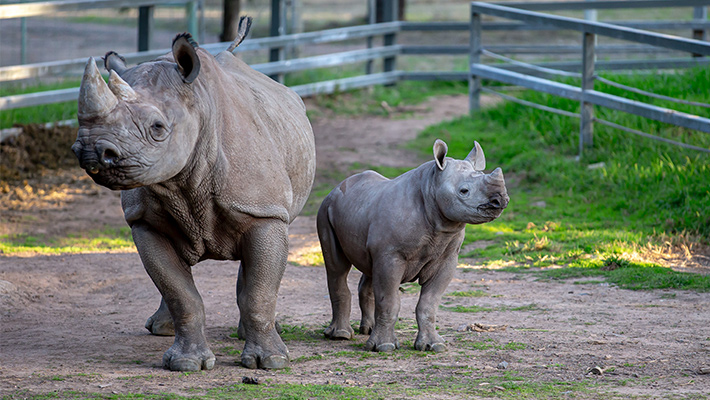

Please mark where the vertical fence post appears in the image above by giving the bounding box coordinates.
[366,0,376,75]
[186,1,199,42]
[138,6,154,52]
[382,0,398,74]
[469,8,482,113]
[693,6,708,58]
[579,31,596,156]
[270,0,286,83]
[20,17,27,64]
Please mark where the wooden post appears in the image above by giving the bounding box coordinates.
[138,6,154,52]
[579,31,596,155]
[469,9,481,113]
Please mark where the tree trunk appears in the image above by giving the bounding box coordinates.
[221,0,241,42]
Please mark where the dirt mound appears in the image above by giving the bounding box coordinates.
[0,125,79,182]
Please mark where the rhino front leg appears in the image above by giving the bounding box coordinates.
[145,297,175,336]
[358,274,375,335]
[132,225,215,371]
[365,258,404,352]
[414,258,456,353]
[237,220,290,370]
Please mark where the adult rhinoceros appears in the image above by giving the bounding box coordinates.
[72,19,316,371]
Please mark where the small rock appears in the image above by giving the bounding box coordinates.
[699,366,710,375]
[242,376,259,385]
[493,386,506,391]
[586,366,605,375]
[587,162,606,170]
[345,379,356,385]
[497,361,508,370]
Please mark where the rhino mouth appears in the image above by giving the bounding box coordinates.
[84,164,144,190]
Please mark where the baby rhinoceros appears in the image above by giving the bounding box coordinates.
[317,139,508,353]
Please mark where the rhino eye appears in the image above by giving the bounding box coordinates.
[459,188,469,195]
[152,121,165,130]
[150,120,169,141]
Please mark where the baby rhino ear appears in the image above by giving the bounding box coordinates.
[433,139,448,171]
[465,141,486,171]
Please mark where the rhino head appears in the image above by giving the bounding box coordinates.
[72,34,204,190]
[431,139,509,225]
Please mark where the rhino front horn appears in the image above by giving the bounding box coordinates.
[78,57,118,118]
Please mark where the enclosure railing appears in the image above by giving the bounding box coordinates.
[0,0,203,61]
[4,0,710,133]
[469,1,710,155]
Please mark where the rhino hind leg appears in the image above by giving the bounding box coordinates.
[357,274,375,335]
[145,298,175,336]
[236,220,291,370]
[317,208,355,341]
[132,226,215,371]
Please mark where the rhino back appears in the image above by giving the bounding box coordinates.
[210,52,316,221]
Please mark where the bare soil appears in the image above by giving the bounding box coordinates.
[1,95,710,399]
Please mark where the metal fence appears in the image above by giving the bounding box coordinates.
[469,0,710,155]
[4,0,710,150]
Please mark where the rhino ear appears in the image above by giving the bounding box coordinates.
[433,139,448,171]
[172,33,201,84]
[104,51,127,75]
[465,141,486,171]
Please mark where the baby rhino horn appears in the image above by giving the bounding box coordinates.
[465,141,486,171]
[108,70,137,101]
[78,57,118,118]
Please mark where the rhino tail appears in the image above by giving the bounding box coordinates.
[226,16,253,53]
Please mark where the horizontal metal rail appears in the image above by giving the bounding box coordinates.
[0,0,188,19]
[402,19,710,32]
[499,0,710,11]
[291,71,401,97]
[251,46,401,76]
[471,2,710,56]
[471,64,710,134]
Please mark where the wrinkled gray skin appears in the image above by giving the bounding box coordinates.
[317,139,508,353]
[72,33,316,371]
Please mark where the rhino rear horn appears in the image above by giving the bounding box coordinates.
[108,70,137,101]
[465,141,486,171]
[172,33,201,84]
[78,57,118,118]
[433,139,448,171]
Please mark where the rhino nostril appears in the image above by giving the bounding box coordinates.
[489,198,501,208]
[96,142,121,166]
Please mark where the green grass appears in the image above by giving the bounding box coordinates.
[0,226,135,255]
[446,289,489,297]
[1,80,81,129]
[399,67,710,291]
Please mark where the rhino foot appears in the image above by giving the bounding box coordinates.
[359,324,372,335]
[240,329,290,370]
[145,301,175,336]
[415,332,447,353]
[324,324,354,340]
[415,341,447,353]
[162,343,215,371]
[145,314,175,336]
[365,337,399,352]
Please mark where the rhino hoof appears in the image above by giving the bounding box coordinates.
[241,354,289,370]
[359,325,372,335]
[429,343,447,353]
[375,342,397,352]
[163,355,215,371]
[145,316,175,336]
[325,329,353,340]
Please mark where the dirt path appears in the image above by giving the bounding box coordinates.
[1,95,710,399]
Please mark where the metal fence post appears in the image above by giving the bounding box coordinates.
[270,0,286,82]
[382,0,398,74]
[693,6,708,57]
[469,9,482,113]
[579,31,596,155]
[186,1,199,42]
[366,0,376,75]
[138,6,154,52]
